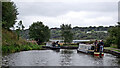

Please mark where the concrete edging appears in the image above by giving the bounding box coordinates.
[104,49,120,57]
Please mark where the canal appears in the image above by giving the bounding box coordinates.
[2,49,120,66]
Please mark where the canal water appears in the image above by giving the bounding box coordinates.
[2,49,120,66]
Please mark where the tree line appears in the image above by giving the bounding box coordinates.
[20,26,112,40]
[50,26,110,40]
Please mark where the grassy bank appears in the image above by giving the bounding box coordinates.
[104,47,120,52]
[2,44,45,53]
[2,29,45,54]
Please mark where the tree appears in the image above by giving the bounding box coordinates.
[60,24,73,43]
[106,22,120,49]
[2,2,19,30]
[16,20,25,40]
[29,21,50,45]
[116,22,120,48]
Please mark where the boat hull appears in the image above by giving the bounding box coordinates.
[77,49,94,55]
[94,52,104,56]
[50,47,60,50]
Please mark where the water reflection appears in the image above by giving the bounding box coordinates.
[52,49,60,52]
[61,49,73,54]
[92,56,104,66]
[60,49,73,66]
[118,59,120,65]
[2,49,120,66]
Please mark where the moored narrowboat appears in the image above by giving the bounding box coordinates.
[77,44,104,57]
[44,41,60,50]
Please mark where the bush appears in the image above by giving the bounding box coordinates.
[104,41,110,47]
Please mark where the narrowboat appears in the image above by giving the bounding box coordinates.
[44,42,60,50]
[50,46,60,50]
[77,44,104,57]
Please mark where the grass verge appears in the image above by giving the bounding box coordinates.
[2,44,45,54]
[2,28,46,54]
[104,47,120,52]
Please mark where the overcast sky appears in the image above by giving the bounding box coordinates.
[11,0,119,29]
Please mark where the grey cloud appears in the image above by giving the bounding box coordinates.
[12,1,117,29]
[16,2,117,17]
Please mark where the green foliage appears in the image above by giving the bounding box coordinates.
[2,28,22,46]
[104,37,112,47]
[2,44,45,53]
[29,21,50,45]
[16,20,25,30]
[49,26,110,40]
[116,22,120,48]
[60,24,73,43]
[19,26,110,40]
[106,22,120,49]
[2,2,18,29]
[2,28,46,53]
[16,20,25,40]
[62,44,78,47]
[50,28,62,39]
